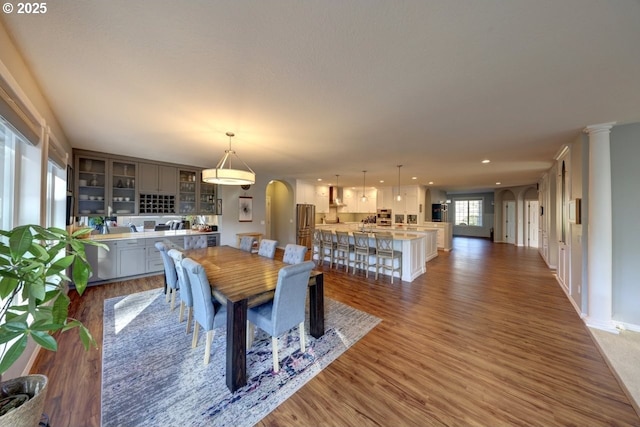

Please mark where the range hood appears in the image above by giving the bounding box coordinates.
[329,186,347,207]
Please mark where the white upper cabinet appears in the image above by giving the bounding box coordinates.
[296,181,315,205]
[356,188,377,213]
[341,188,357,212]
[314,185,329,213]
[377,187,394,209]
[394,185,422,215]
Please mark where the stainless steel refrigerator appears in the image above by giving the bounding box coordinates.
[296,204,315,249]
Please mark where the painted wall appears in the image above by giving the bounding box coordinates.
[610,123,640,325]
[0,20,70,153]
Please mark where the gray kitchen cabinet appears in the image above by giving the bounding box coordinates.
[145,236,184,273]
[139,163,177,194]
[117,239,146,277]
[86,240,118,283]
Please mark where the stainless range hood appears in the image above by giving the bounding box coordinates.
[329,186,347,207]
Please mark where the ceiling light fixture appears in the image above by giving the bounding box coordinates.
[202,132,255,185]
[482,159,491,164]
[396,165,403,202]
[334,174,341,205]
[360,170,368,203]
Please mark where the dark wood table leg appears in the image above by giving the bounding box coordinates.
[309,272,325,338]
[226,298,247,392]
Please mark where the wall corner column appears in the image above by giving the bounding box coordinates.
[583,122,617,333]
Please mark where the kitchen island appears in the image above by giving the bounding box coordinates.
[83,229,219,285]
[315,225,430,282]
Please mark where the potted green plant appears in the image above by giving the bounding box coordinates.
[0,224,106,426]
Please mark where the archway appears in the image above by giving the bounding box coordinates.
[265,180,295,248]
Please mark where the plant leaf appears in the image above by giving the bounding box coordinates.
[52,293,70,324]
[0,335,28,374]
[0,329,22,344]
[8,225,32,259]
[2,321,28,332]
[78,324,97,350]
[72,260,90,295]
[46,254,75,275]
[30,330,58,351]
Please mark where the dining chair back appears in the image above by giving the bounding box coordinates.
[282,243,308,265]
[239,236,257,253]
[155,241,178,310]
[181,257,227,364]
[168,248,193,332]
[247,260,315,372]
[258,239,278,259]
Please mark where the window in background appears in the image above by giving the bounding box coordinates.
[46,159,66,228]
[454,199,483,226]
[0,115,42,229]
[0,120,16,230]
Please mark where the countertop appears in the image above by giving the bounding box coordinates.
[88,229,218,242]
[317,225,425,241]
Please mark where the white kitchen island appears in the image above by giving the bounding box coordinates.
[315,224,431,282]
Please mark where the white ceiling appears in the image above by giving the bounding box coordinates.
[3,0,640,191]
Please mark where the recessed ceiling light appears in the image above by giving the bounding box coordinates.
[496,182,501,185]
[411,176,417,180]
[379,180,384,183]
[482,159,491,164]
[317,178,322,181]
[428,181,434,185]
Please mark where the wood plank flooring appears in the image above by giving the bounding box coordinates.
[30,238,640,426]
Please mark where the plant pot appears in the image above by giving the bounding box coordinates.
[0,375,48,427]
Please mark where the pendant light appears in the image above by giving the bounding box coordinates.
[334,174,341,205]
[360,170,368,203]
[396,165,403,202]
[202,132,255,185]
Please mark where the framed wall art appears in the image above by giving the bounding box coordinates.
[239,196,252,222]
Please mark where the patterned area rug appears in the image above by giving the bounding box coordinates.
[101,288,380,427]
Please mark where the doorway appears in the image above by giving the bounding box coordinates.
[503,201,516,244]
[527,200,539,248]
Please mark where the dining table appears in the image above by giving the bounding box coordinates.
[184,245,325,392]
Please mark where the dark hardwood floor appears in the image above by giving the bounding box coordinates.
[31,238,640,426]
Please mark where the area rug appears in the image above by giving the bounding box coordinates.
[101,288,380,427]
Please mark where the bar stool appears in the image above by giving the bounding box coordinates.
[320,229,336,268]
[374,233,402,283]
[334,231,353,272]
[352,231,375,278]
[311,229,323,266]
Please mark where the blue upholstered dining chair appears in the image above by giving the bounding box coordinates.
[282,243,308,265]
[247,261,315,372]
[155,241,178,311]
[181,257,227,364]
[239,236,257,253]
[258,239,278,259]
[168,249,193,333]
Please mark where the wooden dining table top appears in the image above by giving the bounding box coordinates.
[183,245,295,303]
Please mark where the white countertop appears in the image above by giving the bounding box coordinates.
[88,229,217,242]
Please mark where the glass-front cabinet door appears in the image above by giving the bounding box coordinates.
[178,169,197,215]
[76,156,107,216]
[110,160,137,216]
[199,175,217,215]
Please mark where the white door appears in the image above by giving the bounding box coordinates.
[503,201,516,244]
[527,201,539,248]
